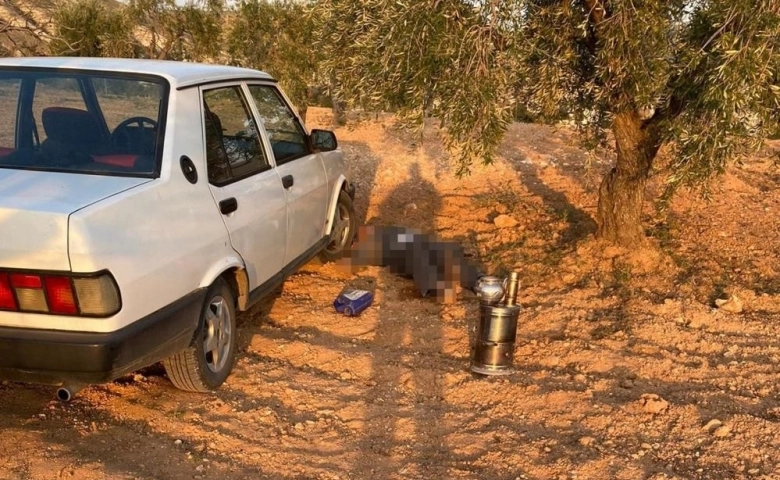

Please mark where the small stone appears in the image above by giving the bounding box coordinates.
[174,439,183,446]
[715,295,744,313]
[578,436,596,447]
[640,394,669,414]
[641,443,652,450]
[573,374,587,383]
[713,425,731,437]
[748,468,760,475]
[493,214,519,229]
[294,422,304,431]
[620,379,635,389]
[702,419,722,432]
[195,465,205,473]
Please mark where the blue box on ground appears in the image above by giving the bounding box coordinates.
[333,289,374,316]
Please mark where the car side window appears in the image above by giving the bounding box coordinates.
[247,85,308,165]
[203,86,269,186]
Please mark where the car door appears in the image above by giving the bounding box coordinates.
[201,84,287,290]
[246,84,329,266]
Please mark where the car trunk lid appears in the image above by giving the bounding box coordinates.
[0,169,150,271]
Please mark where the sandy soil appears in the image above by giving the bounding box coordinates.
[1,107,779,480]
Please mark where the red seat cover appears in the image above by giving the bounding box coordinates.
[91,154,139,168]
[0,147,14,157]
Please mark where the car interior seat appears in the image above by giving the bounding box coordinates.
[204,105,231,182]
[41,107,111,164]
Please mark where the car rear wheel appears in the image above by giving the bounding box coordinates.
[164,278,237,392]
[319,190,356,262]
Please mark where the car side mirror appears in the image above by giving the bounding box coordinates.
[311,129,338,152]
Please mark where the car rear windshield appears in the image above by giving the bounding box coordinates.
[0,70,167,177]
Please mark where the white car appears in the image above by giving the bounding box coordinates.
[0,58,356,399]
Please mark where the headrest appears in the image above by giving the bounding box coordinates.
[42,107,104,145]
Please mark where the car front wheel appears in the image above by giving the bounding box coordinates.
[319,190,356,262]
[164,278,237,392]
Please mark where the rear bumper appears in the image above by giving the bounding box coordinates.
[0,289,205,385]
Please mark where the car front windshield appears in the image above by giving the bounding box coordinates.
[0,70,167,177]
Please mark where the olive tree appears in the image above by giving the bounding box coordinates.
[127,0,224,61]
[50,0,135,57]
[226,0,317,119]
[313,0,780,246]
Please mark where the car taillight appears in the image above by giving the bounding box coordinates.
[10,273,48,312]
[0,270,120,317]
[73,276,120,316]
[0,274,16,310]
[44,276,78,315]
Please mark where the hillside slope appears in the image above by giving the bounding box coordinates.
[0,0,60,55]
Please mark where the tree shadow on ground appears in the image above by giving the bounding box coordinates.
[0,381,315,479]
[505,150,598,246]
[357,161,453,476]
[339,139,380,227]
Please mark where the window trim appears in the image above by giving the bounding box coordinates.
[201,83,273,188]
[176,75,277,91]
[244,82,313,166]
[0,76,23,151]
[0,67,170,179]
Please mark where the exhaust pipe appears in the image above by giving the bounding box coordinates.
[56,384,84,402]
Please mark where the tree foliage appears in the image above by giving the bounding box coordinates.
[226,0,317,114]
[313,0,780,245]
[314,0,517,172]
[50,0,225,61]
[50,0,135,57]
[49,0,317,114]
[127,0,224,61]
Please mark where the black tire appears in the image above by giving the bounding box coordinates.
[319,190,357,263]
[164,278,237,392]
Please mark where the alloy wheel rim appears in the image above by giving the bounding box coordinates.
[203,295,231,373]
[326,203,350,253]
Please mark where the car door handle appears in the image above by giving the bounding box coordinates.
[282,175,294,189]
[219,197,238,215]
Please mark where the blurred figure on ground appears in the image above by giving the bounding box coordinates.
[338,225,482,304]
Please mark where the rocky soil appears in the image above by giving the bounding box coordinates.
[0,107,778,480]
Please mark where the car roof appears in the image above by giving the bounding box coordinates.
[0,57,275,89]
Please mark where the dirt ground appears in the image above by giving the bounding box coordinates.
[1,107,779,480]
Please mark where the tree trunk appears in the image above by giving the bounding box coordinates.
[596,111,660,247]
[298,105,308,124]
[332,95,347,126]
